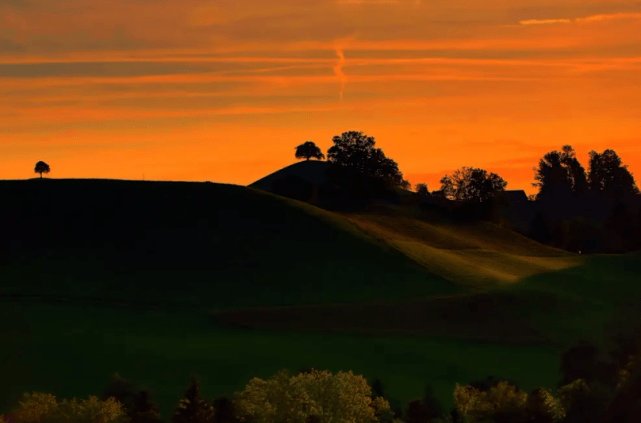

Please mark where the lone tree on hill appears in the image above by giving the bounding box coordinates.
[295,141,325,161]
[439,166,507,202]
[34,161,50,178]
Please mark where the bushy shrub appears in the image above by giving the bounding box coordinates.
[453,381,528,423]
[232,368,396,423]
[7,391,129,423]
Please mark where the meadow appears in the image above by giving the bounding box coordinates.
[1,177,640,421]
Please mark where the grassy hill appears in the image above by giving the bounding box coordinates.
[0,178,461,310]
[2,177,641,420]
[248,160,329,192]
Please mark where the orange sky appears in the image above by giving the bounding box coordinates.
[1,0,640,195]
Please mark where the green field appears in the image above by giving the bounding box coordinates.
[1,178,640,421]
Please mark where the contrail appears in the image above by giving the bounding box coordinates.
[333,47,347,101]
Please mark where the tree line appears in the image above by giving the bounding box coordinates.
[290,133,641,253]
[25,133,641,253]
[2,301,641,423]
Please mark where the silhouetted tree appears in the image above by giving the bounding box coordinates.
[370,377,386,400]
[588,149,640,201]
[321,131,408,208]
[295,141,325,161]
[558,340,609,388]
[404,399,431,423]
[130,390,162,423]
[439,167,507,203]
[326,131,407,189]
[421,384,444,420]
[211,397,239,423]
[561,145,589,201]
[172,374,215,423]
[415,183,429,199]
[34,161,50,179]
[467,375,522,394]
[100,372,139,415]
[523,387,564,423]
[532,150,573,211]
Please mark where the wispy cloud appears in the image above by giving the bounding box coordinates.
[333,47,347,101]
[519,19,571,25]
[520,11,641,25]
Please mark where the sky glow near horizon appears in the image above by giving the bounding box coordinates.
[1,0,640,194]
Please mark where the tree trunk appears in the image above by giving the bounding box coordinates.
[40,173,42,178]
[306,157,310,161]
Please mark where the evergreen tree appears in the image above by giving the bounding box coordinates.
[130,390,163,423]
[172,374,215,423]
[101,373,139,415]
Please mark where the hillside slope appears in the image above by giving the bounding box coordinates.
[338,203,579,288]
[248,160,328,191]
[0,179,461,310]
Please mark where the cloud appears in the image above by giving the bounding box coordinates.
[520,12,641,25]
[519,19,571,25]
[333,47,347,101]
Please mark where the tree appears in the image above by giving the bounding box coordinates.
[532,149,573,209]
[295,141,325,161]
[7,391,129,423]
[404,399,432,423]
[172,374,215,423]
[588,149,639,201]
[421,383,444,420]
[439,167,507,203]
[415,183,429,199]
[210,397,239,423]
[560,145,589,199]
[524,387,565,423]
[130,390,162,423]
[101,372,139,415]
[231,368,394,423]
[34,161,50,179]
[326,131,407,189]
[453,381,528,423]
[558,340,618,390]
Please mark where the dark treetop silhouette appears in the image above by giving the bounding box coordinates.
[34,161,50,179]
[439,166,508,203]
[295,141,325,161]
[326,131,409,190]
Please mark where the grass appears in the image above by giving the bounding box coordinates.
[0,300,565,420]
[1,178,640,421]
[0,179,461,310]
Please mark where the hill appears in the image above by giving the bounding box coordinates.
[248,160,329,192]
[3,178,641,421]
[0,178,461,310]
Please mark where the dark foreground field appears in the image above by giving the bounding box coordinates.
[1,178,640,420]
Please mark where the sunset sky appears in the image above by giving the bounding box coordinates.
[1,0,640,195]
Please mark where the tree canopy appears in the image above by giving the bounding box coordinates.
[6,392,129,423]
[231,368,395,423]
[34,161,50,179]
[326,131,408,189]
[295,141,325,161]
[588,149,639,200]
[415,183,429,198]
[439,166,508,203]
